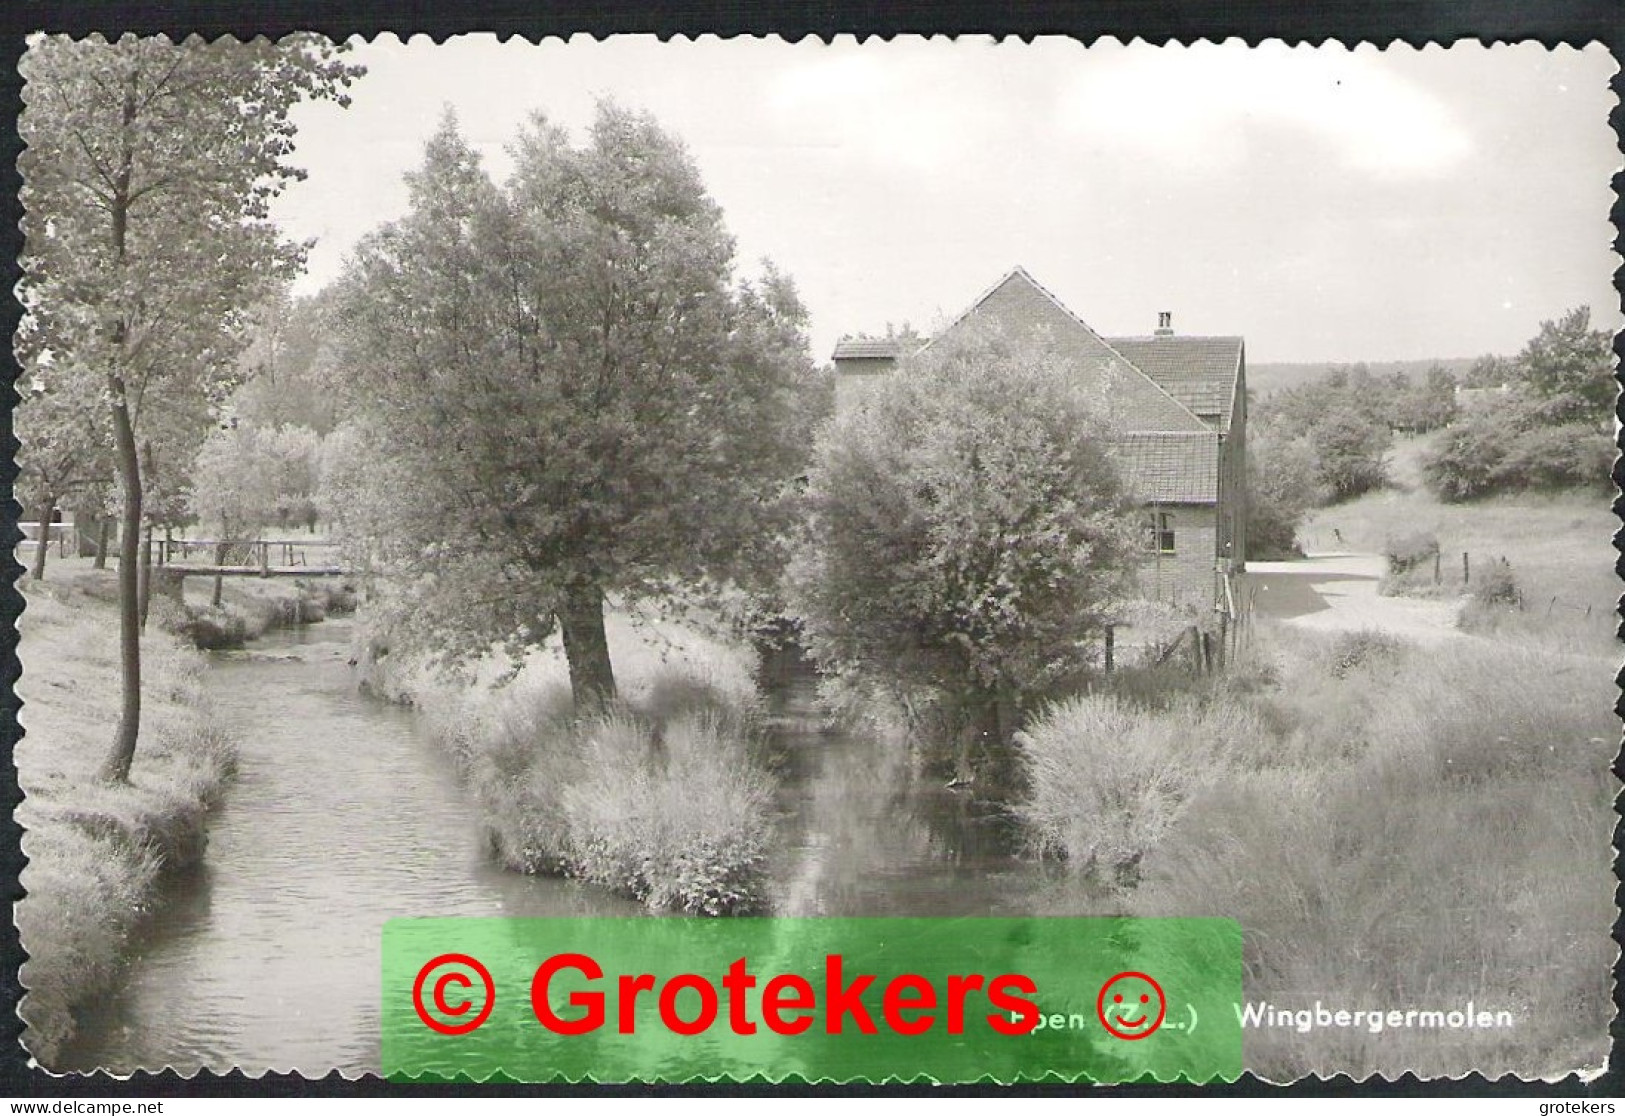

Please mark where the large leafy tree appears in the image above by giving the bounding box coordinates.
[332,106,820,706]
[19,34,361,781]
[1516,306,1615,428]
[787,325,1141,785]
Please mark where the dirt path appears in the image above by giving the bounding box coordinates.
[1246,553,1467,646]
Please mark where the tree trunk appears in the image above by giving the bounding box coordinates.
[556,583,616,710]
[101,389,142,784]
[93,518,110,569]
[101,77,142,785]
[30,500,54,581]
[212,541,228,608]
[137,522,154,629]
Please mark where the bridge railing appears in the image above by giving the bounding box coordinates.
[157,537,345,572]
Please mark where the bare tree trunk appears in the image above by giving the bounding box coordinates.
[101,389,142,784]
[93,517,110,569]
[29,501,54,581]
[100,75,142,785]
[556,583,616,710]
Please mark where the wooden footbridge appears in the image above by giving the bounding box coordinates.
[156,537,353,579]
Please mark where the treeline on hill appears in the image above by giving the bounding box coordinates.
[1247,307,1616,557]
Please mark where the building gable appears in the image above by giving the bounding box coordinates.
[927,268,1211,435]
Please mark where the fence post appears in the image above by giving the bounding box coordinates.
[1433,550,1441,585]
[1462,551,1470,584]
[1104,625,1114,675]
[259,540,270,578]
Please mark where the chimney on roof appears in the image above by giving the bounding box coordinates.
[1155,311,1174,337]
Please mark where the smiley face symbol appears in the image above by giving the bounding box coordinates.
[1096,971,1167,1040]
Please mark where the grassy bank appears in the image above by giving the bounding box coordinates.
[169,575,357,650]
[1019,623,1615,1080]
[361,609,777,915]
[15,569,237,1066]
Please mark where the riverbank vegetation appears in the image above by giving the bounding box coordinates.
[361,609,776,915]
[168,575,357,650]
[16,571,237,1064]
[1020,623,1614,1080]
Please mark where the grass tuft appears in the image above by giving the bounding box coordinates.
[376,609,777,915]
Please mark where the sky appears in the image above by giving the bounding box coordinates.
[271,36,1622,365]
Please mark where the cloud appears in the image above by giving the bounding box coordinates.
[765,40,1006,173]
[1057,40,1473,179]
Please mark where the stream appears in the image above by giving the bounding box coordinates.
[61,618,1048,1075]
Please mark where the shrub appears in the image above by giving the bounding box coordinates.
[1422,407,1518,501]
[559,711,774,915]
[1377,532,1447,599]
[1492,423,1614,492]
[1471,557,1520,608]
[1423,391,1612,502]
[1320,627,1406,679]
[1382,531,1439,575]
[383,611,777,914]
[1016,695,1247,885]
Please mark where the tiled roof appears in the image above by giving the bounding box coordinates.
[930,269,1210,435]
[832,337,904,360]
[1110,431,1220,504]
[1108,336,1243,431]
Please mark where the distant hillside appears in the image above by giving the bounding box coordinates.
[1248,357,1478,397]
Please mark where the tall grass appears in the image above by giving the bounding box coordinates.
[1017,620,1616,1079]
[371,609,777,915]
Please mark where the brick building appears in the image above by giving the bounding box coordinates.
[831,266,1247,619]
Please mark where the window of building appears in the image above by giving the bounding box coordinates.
[1144,511,1176,554]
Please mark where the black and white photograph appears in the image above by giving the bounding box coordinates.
[7,31,1621,1088]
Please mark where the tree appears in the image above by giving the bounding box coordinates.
[261,424,323,531]
[1311,405,1391,501]
[232,287,343,436]
[1463,352,1516,388]
[188,423,280,606]
[19,34,362,782]
[331,106,820,707]
[1415,363,1459,431]
[1516,306,1615,428]
[1245,425,1321,559]
[787,324,1141,785]
[12,354,109,580]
